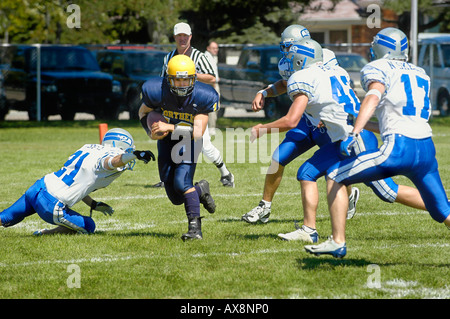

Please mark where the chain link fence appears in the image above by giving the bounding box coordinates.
[1,39,448,121]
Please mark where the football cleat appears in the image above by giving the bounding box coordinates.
[278,223,319,243]
[241,201,271,224]
[195,180,216,214]
[181,216,203,241]
[347,187,360,220]
[304,236,347,258]
[220,172,235,188]
[33,229,47,236]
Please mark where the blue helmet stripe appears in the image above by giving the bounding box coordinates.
[296,46,315,58]
[376,33,397,50]
[400,37,408,51]
[377,39,396,50]
[377,33,396,44]
[103,133,133,146]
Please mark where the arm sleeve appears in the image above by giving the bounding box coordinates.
[360,63,389,92]
[287,75,315,101]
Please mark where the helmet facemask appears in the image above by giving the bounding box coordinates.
[278,56,294,81]
[166,55,197,97]
[167,73,197,97]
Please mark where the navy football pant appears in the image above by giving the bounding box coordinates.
[157,136,202,206]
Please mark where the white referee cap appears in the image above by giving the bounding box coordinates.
[174,22,191,36]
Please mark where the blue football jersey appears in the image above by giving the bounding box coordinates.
[141,77,220,127]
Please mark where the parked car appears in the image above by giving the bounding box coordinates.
[95,49,167,119]
[418,34,450,116]
[0,45,123,121]
[218,45,290,119]
[334,52,368,102]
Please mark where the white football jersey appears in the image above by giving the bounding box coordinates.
[287,63,358,142]
[44,144,125,207]
[361,59,432,139]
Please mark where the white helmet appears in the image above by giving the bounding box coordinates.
[280,24,311,55]
[102,128,136,170]
[287,38,323,72]
[102,128,135,153]
[323,48,339,67]
[278,56,292,81]
[370,27,408,61]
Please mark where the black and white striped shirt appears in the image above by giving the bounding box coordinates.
[160,47,217,78]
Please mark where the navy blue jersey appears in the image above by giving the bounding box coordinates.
[141,77,219,127]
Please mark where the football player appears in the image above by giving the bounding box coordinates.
[0,128,154,235]
[304,28,450,257]
[242,24,360,233]
[139,55,218,241]
[251,38,428,250]
[159,22,234,187]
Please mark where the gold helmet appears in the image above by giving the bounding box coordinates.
[166,55,197,96]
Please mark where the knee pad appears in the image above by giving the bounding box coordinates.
[83,217,96,234]
[297,161,321,182]
[0,212,25,228]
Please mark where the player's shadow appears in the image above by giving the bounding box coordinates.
[297,256,373,269]
[218,218,303,224]
[96,230,176,238]
[238,233,280,240]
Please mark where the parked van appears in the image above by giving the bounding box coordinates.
[418,34,450,116]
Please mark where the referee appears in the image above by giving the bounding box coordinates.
[158,22,235,188]
[160,22,216,85]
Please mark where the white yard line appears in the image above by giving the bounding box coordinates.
[1,242,448,269]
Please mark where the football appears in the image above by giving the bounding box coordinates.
[146,111,168,139]
[147,111,167,127]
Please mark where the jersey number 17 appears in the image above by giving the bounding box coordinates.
[401,74,430,120]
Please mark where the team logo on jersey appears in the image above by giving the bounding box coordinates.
[162,109,195,124]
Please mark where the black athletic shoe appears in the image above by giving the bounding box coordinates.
[220,172,235,187]
[195,180,216,214]
[181,216,203,241]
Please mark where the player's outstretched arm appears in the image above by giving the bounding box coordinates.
[252,80,287,112]
[250,93,307,142]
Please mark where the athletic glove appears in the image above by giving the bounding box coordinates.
[133,150,155,164]
[90,201,114,216]
[340,133,358,157]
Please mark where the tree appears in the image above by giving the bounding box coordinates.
[179,0,312,48]
[0,0,193,45]
[384,0,450,34]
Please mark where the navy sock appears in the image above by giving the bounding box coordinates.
[184,190,200,218]
[194,184,202,196]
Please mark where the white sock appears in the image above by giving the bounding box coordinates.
[215,161,230,176]
[302,225,316,233]
[261,200,271,208]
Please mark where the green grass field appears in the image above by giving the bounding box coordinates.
[0,117,449,301]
